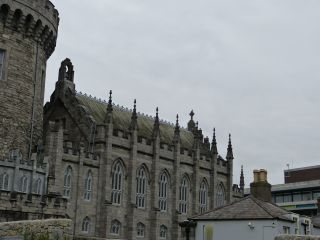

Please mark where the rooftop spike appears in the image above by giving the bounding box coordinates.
[129,99,138,130]
[187,110,196,131]
[152,107,160,138]
[211,128,218,154]
[173,114,180,143]
[190,110,195,120]
[107,90,113,113]
[240,165,245,190]
[226,133,234,160]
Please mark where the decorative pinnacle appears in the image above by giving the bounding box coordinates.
[129,99,138,130]
[240,165,245,190]
[173,114,180,142]
[226,133,234,160]
[190,110,194,120]
[154,107,160,126]
[107,90,113,112]
[152,107,160,138]
[176,114,179,127]
[133,99,137,113]
[211,128,218,154]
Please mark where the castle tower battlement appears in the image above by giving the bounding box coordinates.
[0,0,59,57]
[0,0,59,160]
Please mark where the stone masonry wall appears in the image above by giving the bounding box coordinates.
[275,235,320,240]
[0,0,58,159]
[0,219,71,239]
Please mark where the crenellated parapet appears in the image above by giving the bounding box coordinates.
[0,0,59,58]
[62,140,100,161]
[0,191,67,219]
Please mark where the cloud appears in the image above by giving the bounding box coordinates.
[47,0,320,184]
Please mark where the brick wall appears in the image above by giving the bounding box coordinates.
[285,167,320,183]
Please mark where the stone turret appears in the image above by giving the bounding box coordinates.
[0,0,59,160]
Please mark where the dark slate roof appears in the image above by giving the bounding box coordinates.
[76,93,194,149]
[191,196,292,221]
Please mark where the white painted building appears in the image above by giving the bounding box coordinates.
[180,169,320,240]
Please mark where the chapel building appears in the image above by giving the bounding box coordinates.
[0,0,243,239]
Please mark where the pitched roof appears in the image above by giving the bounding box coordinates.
[191,196,292,221]
[75,93,195,149]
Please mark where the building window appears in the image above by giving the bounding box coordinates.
[137,222,145,238]
[84,170,92,201]
[302,192,312,201]
[0,49,5,80]
[82,216,91,233]
[110,220,121,235]
[35,178,41,195]
[199,180,208,213]
[1,172,9,190]
[179,176,188,214]
[216,183,226,208]
[159,225,167,239]
[159,172,169,212]
[20,175,28,193]
[63,166,72,198]
[283,226,290,234]
[313,191,320,200]
[136,167,147,208]
[111,162,123,204]
[292,192,302,202]
[283,194,292,202]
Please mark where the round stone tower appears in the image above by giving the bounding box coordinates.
[0,0,59,160]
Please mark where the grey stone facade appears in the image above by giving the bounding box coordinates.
[0,0,66,222]
[41,59,243,240]
[0,0,59,159]
[0,1,243,240]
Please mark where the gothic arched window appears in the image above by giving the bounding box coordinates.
[216,183,226,208]
[179,175,189,214]
[110,220,121,235]
[35,178,41,195]
[1,172,9,190]
[20,175,28,193]
[136,167,147,208]
[111,162,123,204]
[199,180,208,213]
[84,170,92,201]
[63,166,72,198]
[82,216,91,233]
[159,171,169,212]
[159,225,167,239]
[137,222,145,237]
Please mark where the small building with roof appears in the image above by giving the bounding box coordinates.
[181,169,320,240]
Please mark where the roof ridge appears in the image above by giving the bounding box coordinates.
[250,196,289,218]
[190,196,251,219]
[250,197,274,218]
[76,91,190,131]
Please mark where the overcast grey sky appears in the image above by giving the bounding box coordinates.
[47,0,320,186]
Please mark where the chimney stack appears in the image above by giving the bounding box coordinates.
[250,169,272,202]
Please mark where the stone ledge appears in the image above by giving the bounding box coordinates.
[275,235,320,240]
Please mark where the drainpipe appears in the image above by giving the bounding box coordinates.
[28,41,39,161]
